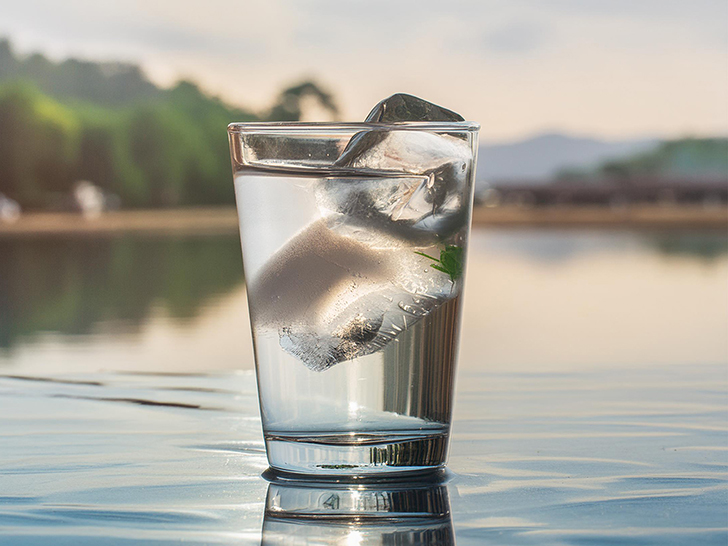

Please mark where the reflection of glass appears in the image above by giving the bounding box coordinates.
[229,122,479,476]
[261,477,454,545]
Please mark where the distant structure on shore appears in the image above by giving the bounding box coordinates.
[477,133,659,185]
[477,137,728,208]
[478,179,728,208]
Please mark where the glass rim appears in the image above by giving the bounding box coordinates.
[228,121,480,133]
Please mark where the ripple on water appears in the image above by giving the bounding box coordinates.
[0,366,725,545]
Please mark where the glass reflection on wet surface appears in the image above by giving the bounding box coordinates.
[261,476,453,545]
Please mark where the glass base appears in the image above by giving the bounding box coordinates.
[265,430,449,477]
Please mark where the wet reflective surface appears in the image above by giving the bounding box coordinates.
[1,364,726,545]
[0,227,726,543]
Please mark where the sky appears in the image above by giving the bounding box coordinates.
[2,0,727,140]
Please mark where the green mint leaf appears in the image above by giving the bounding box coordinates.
[415,245,464,283]
[414,251,439,262]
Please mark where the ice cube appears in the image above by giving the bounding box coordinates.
[248,219,456,371]
[336,130,469,173]
[365,93,465,123]
[315,174,436,246]
[326,129,472,240]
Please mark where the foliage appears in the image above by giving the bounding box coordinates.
[599,138,728,181]
[0,38,337,209]
[0,82,80,207]
[415,245,464,283]
[266,81,339,121]
[556,138,728,184]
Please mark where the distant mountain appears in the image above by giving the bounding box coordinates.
[477,133,659,186]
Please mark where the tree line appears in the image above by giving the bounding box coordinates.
[0,39,337,209]
[557,138,728,184]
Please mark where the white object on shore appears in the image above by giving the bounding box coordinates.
[73,181,105,219]
[0,193,21,224]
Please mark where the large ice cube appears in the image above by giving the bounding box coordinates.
[365,93,465,123]
[336,130,469,173]
[326,129,472,240]
[248,220,456,371]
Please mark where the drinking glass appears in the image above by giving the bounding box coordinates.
[229,121,479,476]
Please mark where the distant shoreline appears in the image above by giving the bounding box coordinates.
[0,205,725,237]
[471,205,728,230]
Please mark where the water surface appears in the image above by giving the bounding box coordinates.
[0,227,726,544]
[1,228,725,374]
[0,365,725,544]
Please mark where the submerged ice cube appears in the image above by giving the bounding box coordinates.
[248,220,456,371]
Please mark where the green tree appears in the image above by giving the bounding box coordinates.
[267,80,339,121]
[0,38,340,209]
[0,83,79,206]
[75,126,116,190]
[598,138,728,182]
[126,107,191,207]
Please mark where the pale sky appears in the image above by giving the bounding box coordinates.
[2,0,727,140]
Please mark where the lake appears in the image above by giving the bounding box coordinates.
[2,226,727,545]
[1,227,726,375]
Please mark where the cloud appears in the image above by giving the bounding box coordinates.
[0,0,726,139]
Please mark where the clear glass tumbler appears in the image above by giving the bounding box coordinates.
[228,121,479,476]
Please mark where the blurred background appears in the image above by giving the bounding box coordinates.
[0,0,726,375]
